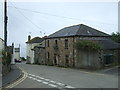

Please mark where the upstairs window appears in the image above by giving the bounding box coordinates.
[47,40,49,47]
[65,39,68,49]
[55,40,58,47]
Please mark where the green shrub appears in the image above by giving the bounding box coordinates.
[20,57,26,61]
[75,40,102,51]
[2,50,11,66]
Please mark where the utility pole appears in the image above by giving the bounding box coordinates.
[4,0,8,51]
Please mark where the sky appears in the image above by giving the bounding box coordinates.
[0,0,119,57]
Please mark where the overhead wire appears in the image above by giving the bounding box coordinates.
[7,5,117,26]
[9,2,46,34]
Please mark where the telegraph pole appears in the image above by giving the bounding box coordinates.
[4,0,8,51]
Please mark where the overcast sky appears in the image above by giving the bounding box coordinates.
[0,0,118,57]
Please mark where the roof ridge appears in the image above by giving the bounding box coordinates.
[76,24,82,35]
[26,36,43,43]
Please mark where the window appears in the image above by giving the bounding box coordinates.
[65,39,68,49]
[65,55,69,66]
[47,52,50,59]
[55,40,58,47]
[47,40,49,47]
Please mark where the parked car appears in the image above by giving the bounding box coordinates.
[15,59,21,63]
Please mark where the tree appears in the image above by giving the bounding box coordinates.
[111,32,120,43]
[2,49,11,66]
[20,57,26,61]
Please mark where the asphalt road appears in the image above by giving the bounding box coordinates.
[12,63,119,89]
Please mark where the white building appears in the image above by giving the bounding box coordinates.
[0,38,4,53]
[11,44,20,64]
[26,35,44,64]
[13,48,20,60]
[0,38,4,62]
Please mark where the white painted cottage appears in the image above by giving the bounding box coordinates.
[13,48,20,60]
[0,38,4,53]
[26,35,44,64]
[0,38,4,62]
[9,43,20,64]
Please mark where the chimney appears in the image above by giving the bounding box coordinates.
[12,43,14,54]
[28,35,31,41]
[12,43,14,47]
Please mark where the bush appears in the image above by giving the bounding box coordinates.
[2,50,11,66]
[21,57,26,61]
[75,40,102,51]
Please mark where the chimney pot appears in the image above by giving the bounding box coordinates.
[28,35,31,41]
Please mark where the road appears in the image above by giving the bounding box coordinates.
[10,62,119,89]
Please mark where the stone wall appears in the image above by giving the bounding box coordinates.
[34,47,45,65]
[45,37,75,67]
[45,36,118,69]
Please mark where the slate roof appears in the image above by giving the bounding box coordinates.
[48,24,110,38]
[98,39,120,50]
[26,37,44,44]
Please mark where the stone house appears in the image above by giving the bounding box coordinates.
[33,46,45,65]
[45,24,119,69]
[26,35,44,64]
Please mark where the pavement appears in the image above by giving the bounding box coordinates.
[2,64,22,88]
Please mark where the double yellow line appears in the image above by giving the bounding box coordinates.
[4,67,28,89]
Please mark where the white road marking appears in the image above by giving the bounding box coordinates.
[31,77,36,80]
[42,81,49,84]
[36,79,42,82]
[56,82,65,86]
[29,74,45,79]
[28,73,76,89]
[36,76,45,80]
[65,85,75,88]
[44,79,50,81]
[49,80,56,83]
[28,76,37,80]
[28,74,35,77]
[28,76,32,79]
[28,74,33,76]
[48,84,57,88]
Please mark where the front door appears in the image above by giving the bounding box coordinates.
[54,54,57,65]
